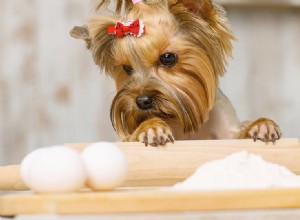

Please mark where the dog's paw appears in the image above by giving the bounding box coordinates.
[243,118,282,143]
[129,118,174,146]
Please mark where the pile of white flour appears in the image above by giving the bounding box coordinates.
[173,151,300,191]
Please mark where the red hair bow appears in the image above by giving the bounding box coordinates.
[108,20,145,38]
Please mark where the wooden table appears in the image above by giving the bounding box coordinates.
[1,139,300,219]
[2,187,300,220]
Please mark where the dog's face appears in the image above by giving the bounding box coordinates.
[71,0,234,140]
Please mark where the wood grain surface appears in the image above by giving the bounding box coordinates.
[1,188,300,216]
[0,139,299,191]
[69,138,300,186]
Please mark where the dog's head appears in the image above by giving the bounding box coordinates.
[71,0,234,140]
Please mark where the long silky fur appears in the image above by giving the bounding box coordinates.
[87,0,235,140]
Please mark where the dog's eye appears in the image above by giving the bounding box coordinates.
[122,65,133,76]
[159,53,178,67]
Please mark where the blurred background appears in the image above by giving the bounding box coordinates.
[0,0,299,164]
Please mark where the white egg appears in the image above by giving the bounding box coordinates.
[21,146,87,193]
[21,148,47,188]
[81,142,128,190]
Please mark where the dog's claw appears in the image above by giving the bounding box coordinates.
[138,128,174,146]
[246,118,282,143]
[143,135,148,147]
[271,133,276,143]
[168,134,175,143]
[130,119,175,147]
[160,136,165,145]
[253,131,258,142]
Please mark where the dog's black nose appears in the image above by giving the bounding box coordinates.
[136,95,153,110]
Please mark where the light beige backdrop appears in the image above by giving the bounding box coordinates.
[0,1,299,164]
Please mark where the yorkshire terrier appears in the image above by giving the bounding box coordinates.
[70,0,282,146]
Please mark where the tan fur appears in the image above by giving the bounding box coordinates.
[71,0,281,145]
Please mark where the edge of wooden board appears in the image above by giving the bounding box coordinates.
[66,138,300,151]
[2,188,300,216]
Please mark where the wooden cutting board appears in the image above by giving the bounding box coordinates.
[1,188,300,216]
[1,139,300,216]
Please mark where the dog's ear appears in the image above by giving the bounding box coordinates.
[70,17,117,76]
[181,0,216,23]
[70,26,92,49]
